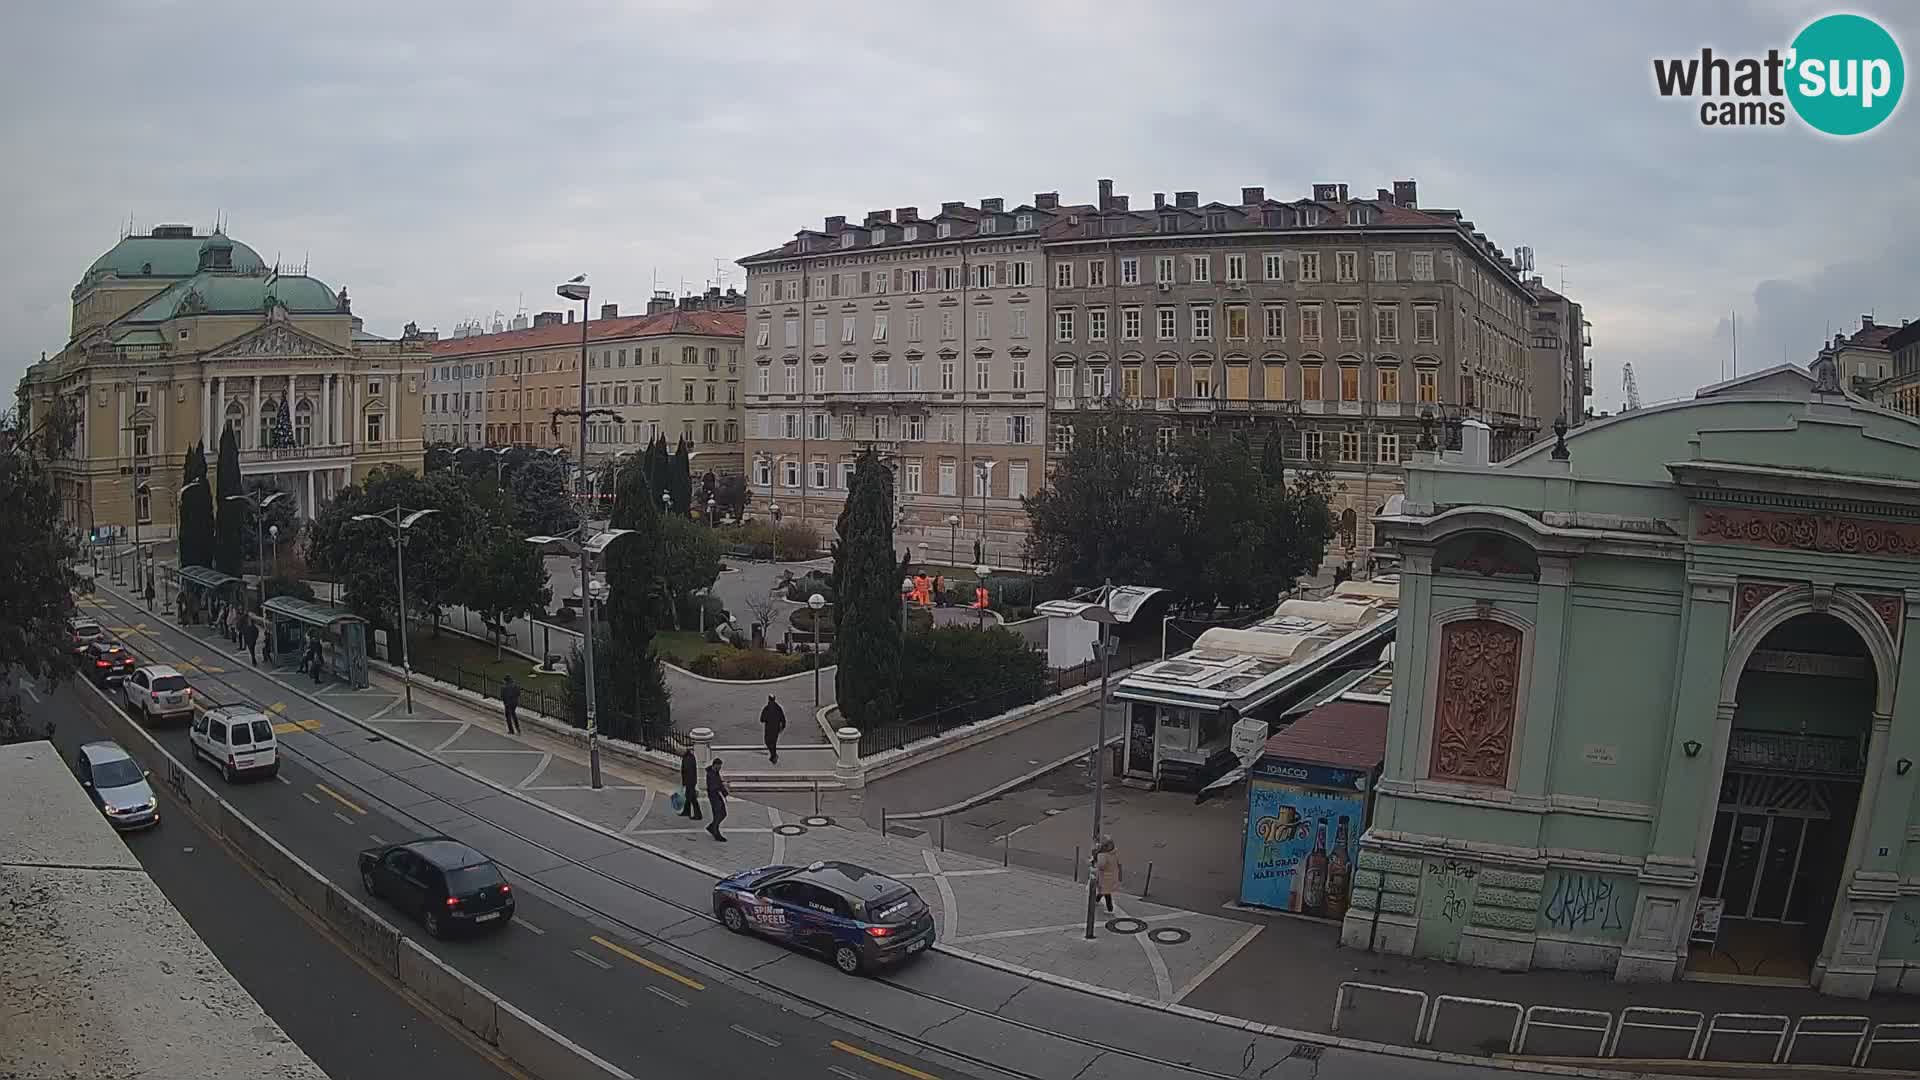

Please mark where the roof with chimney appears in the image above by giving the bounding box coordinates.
[426,309,744,358]
[1831,316,1902,351]
[737,193,1086,265]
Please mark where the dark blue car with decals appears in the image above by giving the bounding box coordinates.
[713,860,935,975]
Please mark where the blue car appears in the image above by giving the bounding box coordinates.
[713,860,935,975]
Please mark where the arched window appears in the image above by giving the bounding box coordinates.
[258,398,279,447]
[223,398,245,440]
[294,398,314,447]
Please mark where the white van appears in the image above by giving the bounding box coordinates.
[190,705,279,782]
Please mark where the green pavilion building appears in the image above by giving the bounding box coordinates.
[1343,358,1920,998]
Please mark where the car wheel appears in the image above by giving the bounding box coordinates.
[361,869,377,896]
[221,761,235,783]
[832,944,863,975]
[720,905,747,934]
[267,762,280,780]
[423,907,445,939]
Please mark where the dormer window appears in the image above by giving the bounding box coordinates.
[1016,213,1033,231]
[1351,206,1373,226]
[979,217,997,234]
[904,224,919,242]
[937,222,952,239]
[841,232,856,249]
[872,227,888,244]
[1207,212,1227,230]
[1159,215,1178,233]
[798,237,812,253]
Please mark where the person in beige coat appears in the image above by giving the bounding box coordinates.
[1092,835,1121,914]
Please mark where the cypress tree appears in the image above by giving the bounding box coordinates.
[644,435,671,510]
[178,442,215,567]
[213,427,244,576]
[831,448,901,730]
[669,435,693,516]
[601,458,670,732]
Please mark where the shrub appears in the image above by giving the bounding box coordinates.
[783,571,835,604]
[686,647,831,680]
[898,624,1048,719]
[714,521,823,561]
[789,605,834,635]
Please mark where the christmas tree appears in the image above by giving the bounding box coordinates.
[271,403,296,448]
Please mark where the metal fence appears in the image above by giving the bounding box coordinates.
[406,652,688,754]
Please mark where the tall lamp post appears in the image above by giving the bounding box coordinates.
[351,507,440,715]
[807,592,826,713]
[527,526,635,789]
[1076,582,1163,939]
[947,514,960,565]
[226,490,290,606]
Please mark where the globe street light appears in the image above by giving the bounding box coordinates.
[527,525,635,789]
[807,592,826,713]
[947,514,961,565]
[706,496,717,527]
[227,489,290,606]
[352,507,440,714]
[1075,582,1164,939]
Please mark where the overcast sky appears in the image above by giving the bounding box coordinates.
[3,0,1914,412]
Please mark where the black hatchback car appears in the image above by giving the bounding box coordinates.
[713,860,935,974]
[358,838,514,938]
[83,640,137,684]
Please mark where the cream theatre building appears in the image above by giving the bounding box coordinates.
[19,225,427,536]
[1346,359,1920,998]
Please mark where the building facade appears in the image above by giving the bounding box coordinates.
[425,304,744,476]
[17,225,428,537]
[1869,318,1919,419]
[1526,278,1591,426]
[1045,179,1551,558]
[739,197,1071,563]
[1343,361,1920,999]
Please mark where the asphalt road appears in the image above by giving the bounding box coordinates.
[30,674,509,1080]
[56,634,971,1080]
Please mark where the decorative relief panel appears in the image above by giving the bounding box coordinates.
[1429,619,1523,786]
[1697,508,1920,560]
[1733,579,1791,629]
[1859,591,1904,644]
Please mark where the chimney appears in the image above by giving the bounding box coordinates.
[1112,195,1129,211]
[1034,192,1059,210]
[566,310,574,324]
[940,201,964,214]
[600,303,618,320]
[867,209,893,225]
[1153,193,1166,210]
[1461,419,1492,467]
[1175,191,1199,209]
[648,290,674,315]
[533,311,562,328]
[1393,179,1418,208]
[1312,183,1340,201]
[1097,178,1114,210]
[1377,188,1392,203]
[1862,314,1875,331]
[1241,186,1265,205]
[1337,183,1349,201]
[980,197,1003,214]
[896,206,918,223]
[824,215,846,233]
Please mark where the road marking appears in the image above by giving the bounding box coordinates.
[517,752,554,789]
[571,949,612,970]
[590,934,705,991]
[512,917,545,936]
[331,811,355,827]
[432,723,472,752]
[368,833,387,846]
[729,1024,779,1047]
[273,719,323,734]
[267,702,287,714]
[828,1068,866,1080]
[645,986,687,1008]
[831,1042,942,1080]
[275,773,292,786]
[22,685,38,703]
[314,783,367,815]
[301,791,322,806]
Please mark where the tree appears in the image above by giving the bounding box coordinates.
[304,465,471,637]
[898,625,1047,720]
[831,449,902,730]
[178,442,214,568]
[0,436,78,743]
[1261,429,1288,485]
[213,426,245,576]
[562,626,671,747]
[668,435,693,515]
[242,479,299,572]
[1022,407,1187,595]
[594,459,672,735]
[509,455,579,537]
[271,403,295,448]
[656,515,721,629]
[714,473,748,516]
[644,435,671,511]
[464,526,552,658]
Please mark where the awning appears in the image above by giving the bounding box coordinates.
[263,596,368,629]
[177,565,241,590]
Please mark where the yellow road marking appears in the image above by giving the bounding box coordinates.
[314,783,366,816]
[273,719,323,735]
[267,702,287,714]
[830,1041,942,1080]
[590,935,705,991]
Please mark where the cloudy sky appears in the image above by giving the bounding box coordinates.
[3,0,1914,411]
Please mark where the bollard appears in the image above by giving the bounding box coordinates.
[939,817,946,851]
[881,807,888,838]
[1143,861,1153,898]
[1074,846,1080,883]
[1003,835,1010,866]
[812,780,820,817]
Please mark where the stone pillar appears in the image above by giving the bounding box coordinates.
[116,383,128,456]
[833,727,865,790]
[306,469,316,519]
[689,726,714,770]
[1515,556,1571,799]
[251,375,262,449]
[203,377,213,447]
[348,378,359,447]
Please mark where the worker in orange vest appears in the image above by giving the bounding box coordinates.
[973,584,990,609]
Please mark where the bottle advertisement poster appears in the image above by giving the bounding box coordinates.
[1241,777,1365,918]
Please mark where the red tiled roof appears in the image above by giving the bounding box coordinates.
[1842,322,1900,349]
[427,310,743,357]
[1260,700,1388,771]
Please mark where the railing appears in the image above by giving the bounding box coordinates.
[238,443,350,464]
[406,652,689,755]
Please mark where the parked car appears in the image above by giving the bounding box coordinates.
[123,665,194,723]
[68,617,105,655]
[358,838,514,938]
[713,860,935,975]
[73,740,158,831]
[188,704,279,782]
[83,640,138,685]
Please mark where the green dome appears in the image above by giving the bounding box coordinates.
[123,272,342,323]
[83,228,267,282]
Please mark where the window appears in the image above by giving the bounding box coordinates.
[1262,360,1287,400]
[1008,461,1028,498]
[1121,306,1142,341]
[1156,364,1176,400]
[940,361,955,390]
[875,363,891,391]
[873,314,889,342]
[1010,260,1029,287]
[1411,252,1434,281]
[758,282,773,305]
[908,268,925,292]
[133,425,150,457]
[840,415,855,439]
[783,460,800,487]
[975,308,990,339]
[973,461,991,498]
[873,270,889,295]
[908,361,923,389]
[1089,308,1108,342]
[1299,252,1321,283]
[941,266,960,290]
[1088,259,1107,288]
[1007,415,1030,444]
[1051,420,1074,452]
[1263,252,1284,281]
[812,364,827,393]
[1263,304,1286,341]
[1415,306,1438,343]
[1157,426,1177,451]
[1226,305,1249,341]
[1191,364,1213,398]
[294,401,313,445]
[1302,364,1323,400]
[1339,365,1360,402]
[1337,306,1360,342]
[841,317,856,344]
[1055,366,1074,398]
[1379,367,1399,402]
[1339,430,1361,463]
[1459,374,1477,407]
[1155,255,1175,283]
[1011,358,1027,389]
[975,359,990,390]
[1336,251,1358,282]
[1055,261,1073,289]
[1189,255,1211,283]
[365,412,385,443]
[1378,432,1400,462]
[904,459,922,493]
[1088,365,1110,397]
[812,461,829,489]
[1417,369,1438,403]
[936,222,952,239]
[1157,306,1177,341]
[904,225,919,244]
[974,263,996,289]
[1011,308,1028,338]
[756,366,771,394]
[1300,304,1322,342]
[755,322,771,348]
[1375,306,1400,343]
[841,232,855,249]
[904,414,922,440]
[1055,309,1074,343]
[1303,429,1324,460]
[1121,366,1143,400]
[1226,254,1246,282]
[684,381,696,403]
[907,313,922,341]
[978,217,996,234]
[784,364,799,394]
[1120,257,1139,285]
[1190,305,1212,341]
[810,318,826,346]
[1016,213,1033,231]
[940,415,956,442]
[1374,252,1395,282]
[939,460,957,495]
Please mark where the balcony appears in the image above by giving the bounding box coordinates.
[238,443,351,466]
[818,390,936,409]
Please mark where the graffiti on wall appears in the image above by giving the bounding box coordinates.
[1538,869,1635,941]
[1884,902,1920,963]
[1412,858,1482,962]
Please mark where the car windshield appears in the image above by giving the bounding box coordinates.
[91,759,143,788]
[444,864,503,895]
[152,675,187,691]
[864,888,927,925]
[72,622,101,636]
[250,721,275,743]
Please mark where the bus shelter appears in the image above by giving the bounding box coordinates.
[262,597,370,689]
[169,565,245,626]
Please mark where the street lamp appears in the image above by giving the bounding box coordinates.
[974,461,996,562]
[769,501,782,560]
[1076,582,1165,940]
[352,507,440,715]
[808,592,826,713]
[527,525,635,789]
[226,490,290,606]
[661,489,671,514]
[269,524,281,580]
[706,496,717,527]
[947,514,961,565]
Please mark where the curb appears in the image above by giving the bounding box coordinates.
[885,733,1122,822]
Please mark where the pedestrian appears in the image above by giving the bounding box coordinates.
[500,674,522,735]
[1092,835,1122,914]
[307,637,325,685]
[144,580,155,610]
[760,694,786,764]
[705,758,729,841]
[243,617,259,665]
[677,748,702,820]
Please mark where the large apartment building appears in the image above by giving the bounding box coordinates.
[1525,278,1590,425]
[1046,179,1550,555]
[738,196,1076,563]
[1877,318,1920,418]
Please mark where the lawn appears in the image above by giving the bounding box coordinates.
[403,628,566,701]
[651,630,731,666]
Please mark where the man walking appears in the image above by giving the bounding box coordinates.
[677,748,702,820]
[705,758,729,841]
[500,674,522,735]
[144,580,155,611]
[760,694,787,764]
[242,617,259,665]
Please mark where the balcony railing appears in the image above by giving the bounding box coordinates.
[1726,729,1866,778]
[818,390,936,407]
[238,443,351,464]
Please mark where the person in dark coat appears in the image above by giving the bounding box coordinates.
[500,674,522,735]
[242,618,259,666]
[705,758,729,841]
[677,749,702,819]
[760,695,787,764]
